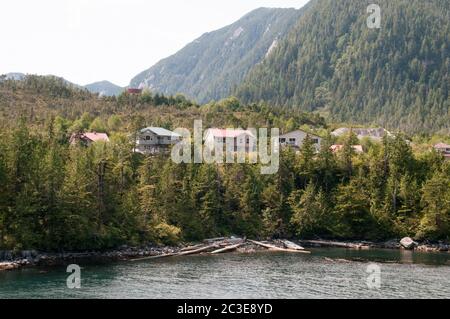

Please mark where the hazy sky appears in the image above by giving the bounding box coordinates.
[0,0,309,86]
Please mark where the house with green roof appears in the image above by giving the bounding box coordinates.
[136,127,182,155]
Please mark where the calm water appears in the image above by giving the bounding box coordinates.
[1,249,449,299]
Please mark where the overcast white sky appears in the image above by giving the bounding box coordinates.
[0,0,309,86]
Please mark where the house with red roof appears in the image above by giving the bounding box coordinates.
[127,88,142,94]
[70,132,110,146]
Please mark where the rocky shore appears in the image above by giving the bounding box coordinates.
[297,238,450,252]
[0,246,181,272]
[1,238,449,272]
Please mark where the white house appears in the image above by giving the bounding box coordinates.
[434,143,450,161]
[136,127,182,154]
[434,143,450,154]
[279,130,322,151]
[204,129,257,153]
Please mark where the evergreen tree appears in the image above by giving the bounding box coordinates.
[237,165,263,237]
[296,134,317,188]
[192,164,223,237]
[417,170,450,240]
[289,183,329,238]
[332,174,379,240]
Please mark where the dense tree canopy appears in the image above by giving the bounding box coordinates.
[237,0,450,134]
[0,75,448,251]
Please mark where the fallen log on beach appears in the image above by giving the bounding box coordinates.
[249,240,311,254]
[298,240,370,250]
[211,243,244,255]
[281,240,305,251]
[176,244,220,257]
[180,244,205,252]
[131,238,312,261]
[132,243,221,261]
[130,252,179,261]
[0,262,20,271]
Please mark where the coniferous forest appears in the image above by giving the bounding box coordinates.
[237,0,449,134]
[0,76,449,251]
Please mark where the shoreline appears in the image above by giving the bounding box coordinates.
[1,239,449,272]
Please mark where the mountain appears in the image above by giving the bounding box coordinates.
[84,81,124,96]
[3,73,26,81]
[1,73,123,96]
[1,72,83,88]
[130,7,304,103]
[236,0,450,133]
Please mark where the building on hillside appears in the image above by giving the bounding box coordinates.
[204,129,257,153]
[127,88,142,94]
[136,127,182,155]
[434,143,450,161]
[330,144,364,154]
[70,132,110,146]
[279,130,321,151]
[434,143,450,154]
[332,127,392,141]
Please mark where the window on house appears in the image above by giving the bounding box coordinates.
[289,138,296,143]
[312,139,319,144]
[146,136,151,141]
[280,138,286,143]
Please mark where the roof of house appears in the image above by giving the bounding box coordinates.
[434,143,450,149]
[332,128,390,139]
[71,132,110,143]
[128,88,142,94]
[280,130,320,139]
[84,132,110,142]
[140,127,181,137]
[331,144,364,153]
[207,129,256,139]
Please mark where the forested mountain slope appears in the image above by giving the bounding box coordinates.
[130,7,303,103]
[237,0,450,133]
[84,81,124,96]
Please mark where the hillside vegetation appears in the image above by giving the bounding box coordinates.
[130,8,303,103]
[0,76,449,251]
[237,0,450,133]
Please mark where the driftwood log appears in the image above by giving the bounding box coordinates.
[298,240,370,250]
[211,243,244,254]
[249,240,311,254]
[130,252,179,261]
[176,244,220,257]
[135,244,221,261]
[281,240,305,251]
[131,238,312,261]
[180,244,205,252]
